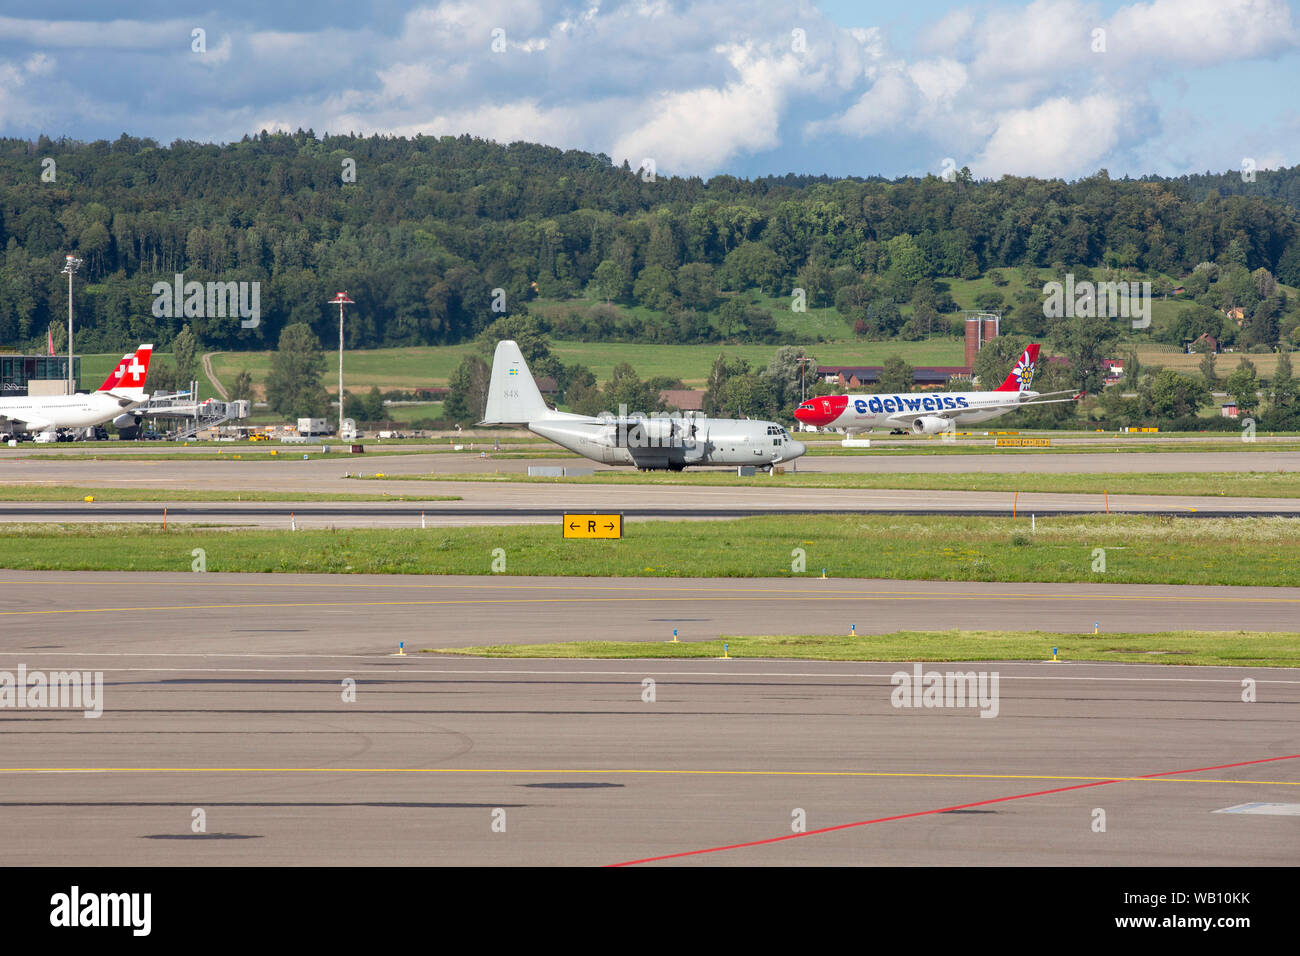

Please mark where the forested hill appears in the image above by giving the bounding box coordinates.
[2,130,1299,354]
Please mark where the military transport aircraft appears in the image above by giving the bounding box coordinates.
[479,340,806,471]
[792,344,1081,434]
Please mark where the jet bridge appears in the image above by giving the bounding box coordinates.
[133,386,250,439]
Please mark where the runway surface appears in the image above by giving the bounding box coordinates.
[6,572,1300,649]
[3,572,1297,865]
[0,652,1296,866]
[3,447,1299,482]
[1,450,1297,526]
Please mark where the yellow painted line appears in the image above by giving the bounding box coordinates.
[0,767,1295,785]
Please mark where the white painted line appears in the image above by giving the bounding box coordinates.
[1214,802,1300,815]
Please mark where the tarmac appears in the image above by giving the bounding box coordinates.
[1,442,1297,865]
[0,643,1295,865]
[0,449,1298,527]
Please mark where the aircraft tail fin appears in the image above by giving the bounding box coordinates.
[480,340,551,425]
[96,353,133,392]
[107,344,154,399]
[994,343,1040,392]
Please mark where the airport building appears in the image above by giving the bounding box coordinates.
[0,353,80,396]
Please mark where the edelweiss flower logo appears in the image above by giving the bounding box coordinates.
[1016,360,1034,387]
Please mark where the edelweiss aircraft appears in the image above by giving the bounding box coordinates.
[0,344,154,439]
[793,344,1080,434]
[479,340,806,470]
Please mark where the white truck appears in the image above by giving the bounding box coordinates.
[297,418,331,436]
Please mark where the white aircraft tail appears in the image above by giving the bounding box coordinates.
[481,340,552,425]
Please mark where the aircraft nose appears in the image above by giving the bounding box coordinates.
[793,395,847,427]
[786,440,806,459]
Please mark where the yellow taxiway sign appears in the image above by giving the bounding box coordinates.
[563,513,623,539]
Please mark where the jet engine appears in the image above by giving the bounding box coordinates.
[910,416,951,435]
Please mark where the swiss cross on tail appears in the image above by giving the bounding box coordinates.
[995,344,1041,392]
[96,353,133,392]
[111,345,154,393]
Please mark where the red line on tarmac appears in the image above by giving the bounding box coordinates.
[607,753,1300,867]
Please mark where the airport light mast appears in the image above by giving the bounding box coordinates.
[327,292,354,437]
[62,255,83,393]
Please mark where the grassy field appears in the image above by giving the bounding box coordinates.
[1,514,1298,587]
[201,337,968,392]
[428,629,1300,667]
[357,470,1300,498]
[0,485,459,502]
[1131,350,1291,377]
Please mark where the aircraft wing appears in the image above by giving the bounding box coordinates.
[0,414,52,432]
[103,393,145,407]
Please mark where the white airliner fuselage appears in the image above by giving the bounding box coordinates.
[0,345,154,437]
[795,344,1079,434]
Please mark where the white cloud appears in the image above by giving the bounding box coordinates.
[0,16,186,49]
[1107,0,1298,64]
[975,93,1132,178]
[918,8,975,54]
[907,58,967,103]
[0,0,1295,179]
[609,43,809,172]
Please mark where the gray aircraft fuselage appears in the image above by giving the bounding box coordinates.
[530,416,805,470]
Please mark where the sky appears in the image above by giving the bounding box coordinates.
[0,0,1297,181]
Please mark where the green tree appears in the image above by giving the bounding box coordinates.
[721,242,783,295]
[1050,314,1119,394]
[875,355,914,393]
[764,346,817,409]
[1266,352,1299,428]
[590,259,630,303]
[229,368,254,404]
[794,259,834,308]
[703,353,751,416]
[171,324,199,386]
[1198,351,1218,388]
[1143,369,1211,419]
[265,322,328,418]
[971,336,1027,391]
[1270,352,1297,409]
[717,372,778,419]
[443,353,491,424]
[603,362,661,414]
[364,385,385,422]
[632,265,676,311]
[675,263,716,311]
[1224,358,1260,415]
